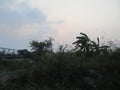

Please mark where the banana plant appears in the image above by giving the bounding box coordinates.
[92,37,110,54]
[73,32,110,55]
[73,32,91,52]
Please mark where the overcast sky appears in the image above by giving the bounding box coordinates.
[0,0,120,49]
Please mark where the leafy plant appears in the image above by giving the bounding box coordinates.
[73,33,91,52]
[30,38,53,54]
[73,32,110,55]
[17,49,31,59]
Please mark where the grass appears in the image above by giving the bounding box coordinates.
[0,49,120,90]
[0,59,33,71]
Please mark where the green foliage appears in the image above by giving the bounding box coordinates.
[30,37,53,54]
[1,49,120,89]
[17,49,31,59]
[73,32,110,56]
[0,60,33,71]
[30,40,46,55]
[0,33,120,89]
[29,37,54,62]
[73,32,90,52]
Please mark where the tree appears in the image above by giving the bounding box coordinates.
[29,37,54,57]
[17,49,31,59]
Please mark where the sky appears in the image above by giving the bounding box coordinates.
[0,0,120,49]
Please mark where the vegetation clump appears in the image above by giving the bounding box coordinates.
[0,33,120,90]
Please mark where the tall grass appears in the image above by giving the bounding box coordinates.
[0,48,120,90]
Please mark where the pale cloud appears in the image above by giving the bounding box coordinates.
[16,24,40,38]
[27,0,120,43]
[0,0,120,49]
[0,0,56,49]
[0,0,24,9]
[0,5,47,26]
